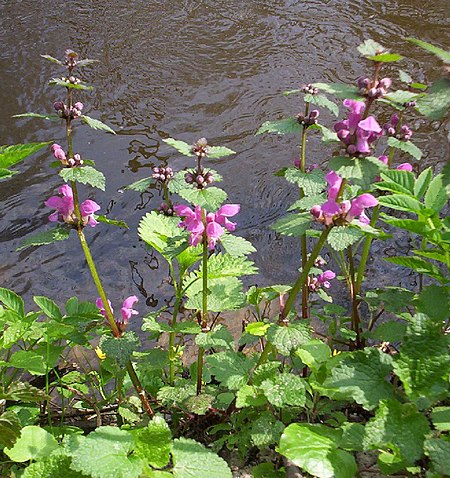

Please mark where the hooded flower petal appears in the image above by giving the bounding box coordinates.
[121,296,139,323]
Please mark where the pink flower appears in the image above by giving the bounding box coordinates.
[318,270,336,288]
[346,193,378,224]
[96,298,113,318]
[174,203,240,250]
[96,296,138,331]
[80,199,100,227]
[397,163,413,172]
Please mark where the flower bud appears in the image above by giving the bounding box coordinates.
[378,77,392,90]
[309,109,320,119]
[74,102,84,111]
[367,87,378,98]
[53,101,64,111]
[357,77,370,89]
[347,144,357,155]
[310,205,322,218]
[185,172,194,184]
[196,175,205,184]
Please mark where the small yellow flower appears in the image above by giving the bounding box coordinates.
[95,346,106,360]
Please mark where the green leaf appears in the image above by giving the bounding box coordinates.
[77,58,99,67]
[329,155,384,180]
[267,323,312,356]
[245,322,270,337]
[219,233,256,257]
[383,90,419,109]
[196,324,234,350]
[4,425,58,462]
[40,54,63,65]
[70,426,142,478]
[22,451,86,478]
[304,94,339,116]
[406,38,450,63]
[271,212,311,237]
[163,138,193,156]
[17,226,71,251]
[378,194,424,213]
[382,218,427,235]
[235,385,267,408]
[0,168,15,178]
[363,399,430,473]
[252,462,285,478]
[261,373,306,408]
[368,53,403,62]
[358,39,384,57]
[59,165,106,191]
[414,167,433,198]
[431,407,450,431]
[399,70,413,84]
[318,348,394,410]
[416,78,450,120]
[172,437,232,478]
[424,438,450,476]
[0,382,46,402]
[250,412,285,448]
[9,350,47,375]
[80,115,116,134]
[132,416,171,468]
[296,340,331,371]
[380,169,415,194]
[284,167,326,194]
[310,124,339,143]
[208,146,235,158]
[173,321,201,334]
[157,383,196,406]
[206,351,256,390]
[278,423,357,478]
[13,113,60,121]
[387,136,422,160]
[393,313,449,408]
[49,77,93,90]
[416,285,450,323]
[99,332,140,366]
[312,82,362,100]
[198,253,257,278]
[327,226,362,251]
[124,176,153,192]
[256,117,302,135]
[371,321,406,343]
[288,194,327,212]
[178,186,227,211]
[425,174,448,212]
[96,215,128,228]
[385,256,444,282]
[0,142,51,168]
[0,288,25,316]
[0,411,22,448]
[185,394,215,415]
[340,422,365,452]
[33,296,62,320]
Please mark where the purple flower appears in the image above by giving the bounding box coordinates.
[334,100,382,155]
[96,296,138,332]
[174,203,240,249]
[317,270,336,288]
[45,185,100,227]
[346,193,379,224]
[397,163,413,172]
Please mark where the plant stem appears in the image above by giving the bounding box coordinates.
[300,116,309,319]
[347,245,362,348]
[168,293,182,386]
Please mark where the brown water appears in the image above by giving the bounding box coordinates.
[0,0,449,317]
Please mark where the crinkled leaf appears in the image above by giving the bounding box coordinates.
[329,155,384,180]
[196,324,234,350]
[371,321,406,343]
[60,165,106,190]
[208,146,235,158]
[185,394,215,415]
[313,124,339,143]
[178,186,227,211]
[17,225,71,251]
[271,212,311,237]
[99,332,140,366]
[312,82,362,100]
[0,142,51,168]
[288,194,327,212]
[0,411,22,448]
[304,93,339,116]
[235,385,267,408]
[80,115,115,134]
[172,437,232,478]
[267,322,312,356]
[406,37,450,63]
[340,422,365,452]
[197,253,257,278]
[206,351,256,390]
[416,78,450,120]
[363,399,430,472]
[219,233,256,257]
[250,412,285,447]
[284,167,326,194]
[132,415,171,468]
[358,39,384,57]
[70,426,142,478]
[393,313,449,408]
[327,226,362,251]
[96,215,128,228]
[416,285,450,323]
[278,423,357,478]
[0,382,47,402]
[261,373,306,408]
[387,136,422,160]
[163,138,193,156]
[431,407,450,431]
[424,438,450,476]
[22,451,85,478]
[4,425,58,462]
[9,350,47,375]
[256,117,301,135]
[49,77,93,90]
[157,383,196,406]
[318,348,394,410]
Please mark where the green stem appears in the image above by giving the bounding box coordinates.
[168,293,182,386]
[300,118,309,319]
[347,245,361,348]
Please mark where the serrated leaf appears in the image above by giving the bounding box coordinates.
[425,174,447,212]
[70,426,142,478]
[393,313,449,408]
[178,186,227,211]
[256,117,302,135]
[340,422,365,452]
[267,323,312,356]
[431,407,450,431]
[288,193,327,212]
[22,451,86,478]
[363,399,430,473]
[318,348,394,410]
[124,176,153,192]
[279,423,357,478]
[312,124,339,143]
[380,169,415,194]
[358,39,384,56]
[33,296,62,320]
[371,321,406,343]
[196,324,234,350]
[0,288,25,316]
[99,332,140,366]
[9,350,47,375]
[284,167,326,194]
[157,383,196,406]
[250,413,285,448]
[198,253,257,278]
[416,285,450,323]
[40,54,63,64]
[406,38,450,63]
[59,165,106,190]
[0,382,47,402]
[185,394,215,415]
[208,146,235,158]
[0,142,51,169]
[17,225,71,251]
[329,155,384,180]
[172,437,232,478]
[0,411,22,448]
[312,82,362,100]
[304,94,339,116]
[368,53,403,62]
[271,212,311,237]
[383,90,419,108]
[49,77,93,90]
[219,233,256,257]
[235,385,267,408]
[424,438,450,476]
[261,373,306,407]
[414,167,433,198]
[4,426,58,462]
[163,138,193,156]
[327,226,362,251]
[378,194,424,213]
[96,215,128,228]
[206,351,256,390]
[387,136,422,160]
[132,415,171,468]
[13,113,60,121]
[416,78,450,120]
[385,256,444,282]
[80,115,115,134]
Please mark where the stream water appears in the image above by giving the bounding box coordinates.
[0,0,448,322]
